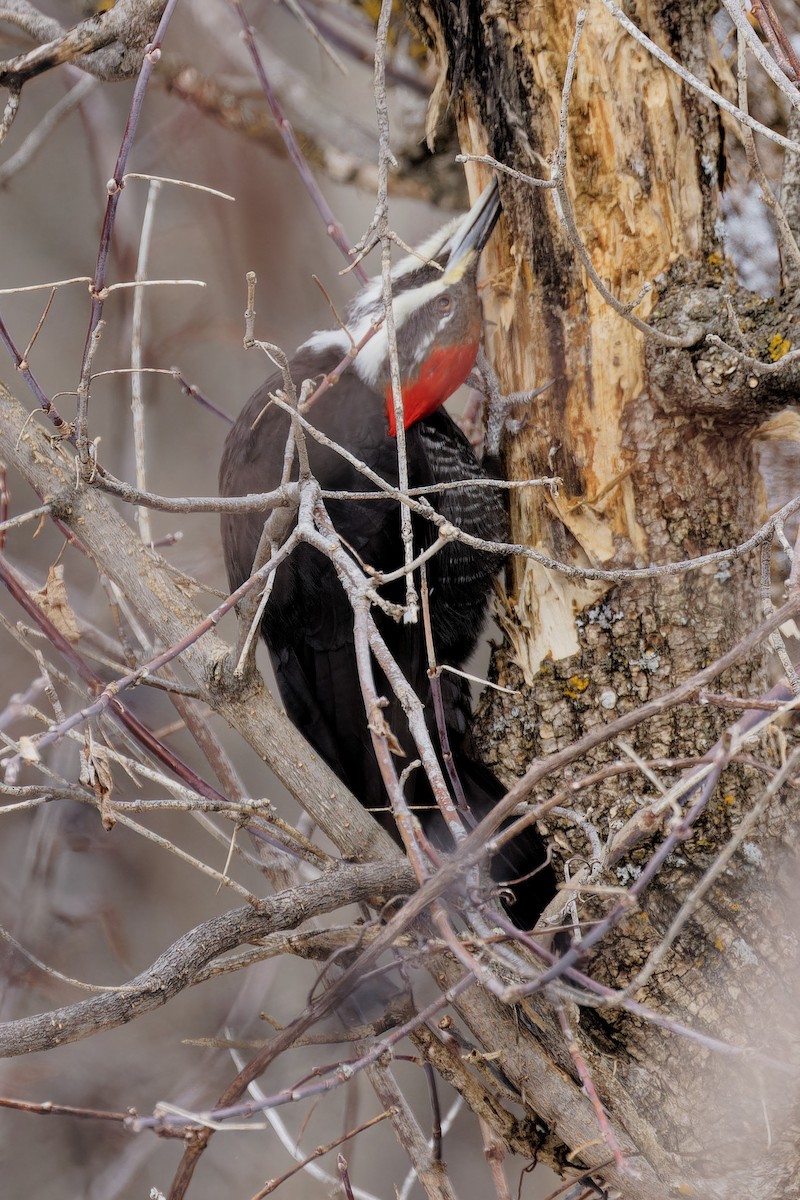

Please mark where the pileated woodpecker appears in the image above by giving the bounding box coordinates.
[220,182,555,927]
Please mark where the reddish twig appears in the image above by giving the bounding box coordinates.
[554,1000,631,1175]
[750,0,800,82]
[0,308,71,434]
[162,962,474,1198]
[338,1154,357,1200]
[77,0,182,463]
[422,1061,443,1163]
[0,550,229,806]
[0,514,306,769]
[0,463,7,550]
[229,0,368,283]
[0,1095,139,1126]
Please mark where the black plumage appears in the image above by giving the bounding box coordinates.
[220,348,554,927]
[220,183,556,927]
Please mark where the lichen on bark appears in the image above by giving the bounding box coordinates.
[407,0,800,1193]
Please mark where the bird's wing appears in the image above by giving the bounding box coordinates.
[220,352,433,809]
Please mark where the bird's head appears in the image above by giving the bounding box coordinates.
[343,181,501,435]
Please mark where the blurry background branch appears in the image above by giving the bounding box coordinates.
[0,0,167,86]
[2,0,800,1197]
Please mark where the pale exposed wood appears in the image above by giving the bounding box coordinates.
[478,1,708,676]
[411,1,800,1196]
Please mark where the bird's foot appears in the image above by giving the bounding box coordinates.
[466,348,555,459]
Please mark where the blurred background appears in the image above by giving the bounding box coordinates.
[2,1,799,1196]
[0,2,564,1197]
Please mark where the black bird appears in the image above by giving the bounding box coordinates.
[220,182,555,927]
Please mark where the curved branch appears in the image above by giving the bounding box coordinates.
[0,860,416,1058]
[0,382,399,865]
[0,0,166,86]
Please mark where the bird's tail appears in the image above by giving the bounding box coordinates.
[421,752,557,931]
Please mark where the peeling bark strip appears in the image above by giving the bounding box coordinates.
[410,1,800,1196]
[418,0,727,677]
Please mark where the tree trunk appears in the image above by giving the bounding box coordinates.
[410,1,800,1194]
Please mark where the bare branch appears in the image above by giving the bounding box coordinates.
[0,860,416,1057]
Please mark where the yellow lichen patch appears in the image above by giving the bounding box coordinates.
[722,793,735,806]
[563,674,590,699]
[768,332,791,361]
[714,936,726,952]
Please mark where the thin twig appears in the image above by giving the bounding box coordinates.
[599,0,800,151]
[130,178,162,544]
[229,0,367,282]
[375,0,417,619]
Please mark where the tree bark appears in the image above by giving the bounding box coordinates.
[410,1,800,1195]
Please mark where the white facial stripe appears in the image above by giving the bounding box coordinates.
[312,207,470,390]
[299,329,352,356]
[408,327,435,369]
[350,275,450,387]
[346,218,462,324]
[352,324,387,387]
[390,276,448,328]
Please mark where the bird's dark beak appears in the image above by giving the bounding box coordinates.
[440,179,501,282]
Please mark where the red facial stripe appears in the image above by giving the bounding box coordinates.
[386,340,479,435]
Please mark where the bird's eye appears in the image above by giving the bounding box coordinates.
[436,294,452,313]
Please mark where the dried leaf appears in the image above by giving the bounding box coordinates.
[17,735,40,764]
[80,734,115,828]
[29,564,80,643]
[368,700,405,756]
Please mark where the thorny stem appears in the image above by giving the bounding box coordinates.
[230,0,367,283]
[374,0,417,621]
[77,0,181,464]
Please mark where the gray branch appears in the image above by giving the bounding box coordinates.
[0,0,166,86]
[0,860,415,1058]
[0,382,399,867]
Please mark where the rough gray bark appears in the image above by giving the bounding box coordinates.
[408,0,800,1195]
